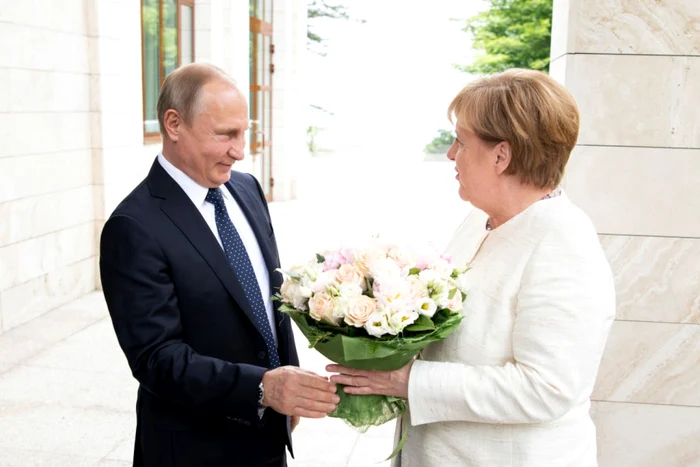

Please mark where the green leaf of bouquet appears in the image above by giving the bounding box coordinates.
[408,267,421,275]
[365,277,374,298]
[316,253,325,263]
[448,288,457,300]
[404,314,435,332]
[278,303,300,313]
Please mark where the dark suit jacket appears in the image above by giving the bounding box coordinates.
[100,159,299,467]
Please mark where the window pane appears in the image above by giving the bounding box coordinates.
[180,5,193,65]
[256,33,263,85]
[142,0,160,133]
[249,30,254,87]
[264,0,272,24]
[163,0,178,76]
[263,34,270,87]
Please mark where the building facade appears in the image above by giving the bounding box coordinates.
[0,0,307,333]
[551,0,700,465]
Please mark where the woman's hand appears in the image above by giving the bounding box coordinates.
[326,360,415,399]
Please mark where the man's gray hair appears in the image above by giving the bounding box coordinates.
[156,63,237,135]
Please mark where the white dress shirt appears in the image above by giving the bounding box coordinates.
[158,154,277,344]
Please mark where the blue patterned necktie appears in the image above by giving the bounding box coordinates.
[205,187,281,368]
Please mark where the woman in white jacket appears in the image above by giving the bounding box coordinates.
[328,69,616,467]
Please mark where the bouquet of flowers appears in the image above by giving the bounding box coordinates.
[273,241,468,434]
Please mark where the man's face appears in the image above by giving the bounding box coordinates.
[177,80,250,188]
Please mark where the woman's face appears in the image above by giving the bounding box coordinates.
[446,124,500,205]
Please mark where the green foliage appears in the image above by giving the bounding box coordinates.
[424,129,454,154]
[307,1,365,56]
[307,1,350,55]
[458,0,553,74]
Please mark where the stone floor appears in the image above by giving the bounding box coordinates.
[0,151,466,466]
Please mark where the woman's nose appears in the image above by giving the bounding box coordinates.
[446,144,456,161]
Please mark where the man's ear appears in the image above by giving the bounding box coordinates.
[494,141,512,175]
[163,109,182,142]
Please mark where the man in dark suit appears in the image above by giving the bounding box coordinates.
[100,63,339,467]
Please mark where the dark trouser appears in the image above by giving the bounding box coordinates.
[133,415,287,467]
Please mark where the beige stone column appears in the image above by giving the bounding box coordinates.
[550,1,700,465]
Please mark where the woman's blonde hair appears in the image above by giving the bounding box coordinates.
[448,69,579,189]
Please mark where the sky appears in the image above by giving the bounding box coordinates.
[304,0,488,157]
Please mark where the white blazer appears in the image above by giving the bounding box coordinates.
[399,194,615,467]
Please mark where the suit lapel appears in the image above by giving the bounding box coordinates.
[225,176,283,298]
[225,175,289,362]
[147,161,264,338]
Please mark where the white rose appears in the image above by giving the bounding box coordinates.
[280,280,298,304]
[280,280,311,310]
[389,309,419,334]
[406,275,429,300]
[308,292,341,326]
[369,257,402,283]
[353,244,388,275]
[418,268,439,284]
[311,269,339,294]
[446,289,464,313]
[294,286,313,310]
[430,258,453,277]
[373,277,411,309]
[337,283,363,298]
[387,246,415,270]
[343,295,377,327]
[363,308,395,337]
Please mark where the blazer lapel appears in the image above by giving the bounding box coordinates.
[147,161,264,337]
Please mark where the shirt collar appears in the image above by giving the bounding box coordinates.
[157,153,212,207]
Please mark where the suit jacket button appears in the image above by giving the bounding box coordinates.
[258,351,266,360]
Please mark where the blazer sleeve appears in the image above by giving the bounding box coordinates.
[408,227,616,425]
[100,213,266,424]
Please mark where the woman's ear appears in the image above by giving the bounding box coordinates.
[494,141,512,174]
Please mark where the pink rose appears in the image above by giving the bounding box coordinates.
[343,295,377,327]
[308,292,341,325]
[336,264,366,290]
[322,249,352,271]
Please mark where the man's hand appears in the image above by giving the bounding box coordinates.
[261,366,339,418]
[291,415,300,432]
[326,360,414,399]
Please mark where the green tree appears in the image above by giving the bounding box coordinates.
[424,129,455,154]
[458,0,553,74]
[307,1,349,45]
[307,1,364,56]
